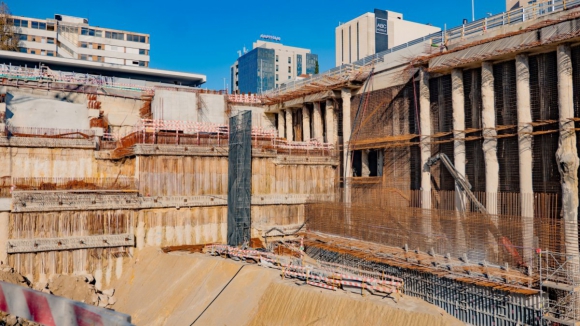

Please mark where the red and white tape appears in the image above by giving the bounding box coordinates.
[0,281,133,326]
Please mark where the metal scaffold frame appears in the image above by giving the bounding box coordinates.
[539,250,580,325]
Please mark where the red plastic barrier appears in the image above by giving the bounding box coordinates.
[0,281,133,326]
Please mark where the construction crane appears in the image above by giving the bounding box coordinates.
[426,153,526,268]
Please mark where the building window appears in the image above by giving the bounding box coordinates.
[288,76,291,79]
[127,34,146,43]
[276,55,278,62]
[105,31,124,40]
[288,57,291,64]
[81,28,103,37]
[47,23,55,31]
[12,19,28,28]
[275,64,278,72]
[288,66,291,73]
[80,42,88,48]
[276,74,278,81]
[139,61,146,67]
[139,49,147,55]
[30,50,36,54]
[80,54,87,60]
[18,34,26,41]
[47,51,54,56]
[19,47,27,53]
[31,21,46,30]
[41,50,46,55]
[47,37,55,44]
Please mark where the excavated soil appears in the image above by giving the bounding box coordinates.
[111,248,462,326]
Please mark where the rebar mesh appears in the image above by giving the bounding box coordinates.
[493,60,520,195]
[529,52,561,194]
[463,68,486,194]
[429,75,455,192]
[307,190,562,271]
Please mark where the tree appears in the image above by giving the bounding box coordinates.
[314,60,319,75]
[0,2,19,51]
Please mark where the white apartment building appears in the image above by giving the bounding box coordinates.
[231,39,318,94]
[335,9,440,66]
[13,14,150,67]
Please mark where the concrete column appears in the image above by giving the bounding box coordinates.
[452,69,467,252]
[515,54,534,264]
[0,212,7,265]
[325,99,335,144]
[361,150,370,177]
[481,62,499,215]
[556,45,580,261]
[302,105,311,141]
[312,102,323,141]
[277,111,285,138]
[285,109,293,141]
[452,69,466,212]
[342,88,352,204]
[419,68,432,210]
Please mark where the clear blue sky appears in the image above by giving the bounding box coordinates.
[10,0,505,90]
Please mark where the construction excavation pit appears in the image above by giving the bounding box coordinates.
[5,1,580,325]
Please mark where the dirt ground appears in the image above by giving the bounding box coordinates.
[110,247,463,326]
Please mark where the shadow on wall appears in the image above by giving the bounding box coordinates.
[5,92,90,131]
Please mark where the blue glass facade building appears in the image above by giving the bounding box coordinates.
[237,47,275,94]
[306,53,318,75]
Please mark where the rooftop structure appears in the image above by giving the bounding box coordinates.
[231,39,318,94]
[0,50,205,87]
[335,9,440,66]
[12,13,150,67]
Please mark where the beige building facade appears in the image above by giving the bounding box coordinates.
[13,14,150,67]
[335,9,440,66]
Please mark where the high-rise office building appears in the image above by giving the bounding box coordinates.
[13,14,150,67]
[231,39,318,94]
[335,9,440,66]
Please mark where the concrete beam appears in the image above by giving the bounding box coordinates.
[285,109,293,141]
[419,68,432,210]
[556,44,580,259]
[515,54,534,263]
[313,102,323,140]
[302,105,311,141]
[7,233,134,253]
[481,62,499,214]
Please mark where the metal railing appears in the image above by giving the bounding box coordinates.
[264,0,580,98]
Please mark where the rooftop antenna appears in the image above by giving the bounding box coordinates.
[237,50,242,57]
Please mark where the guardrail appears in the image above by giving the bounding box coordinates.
[263,0,580,98]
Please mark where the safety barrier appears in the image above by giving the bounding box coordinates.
[0,281,133,326]
[228,93,264,104]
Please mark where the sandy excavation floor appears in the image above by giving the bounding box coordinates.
[110,247,463,326]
